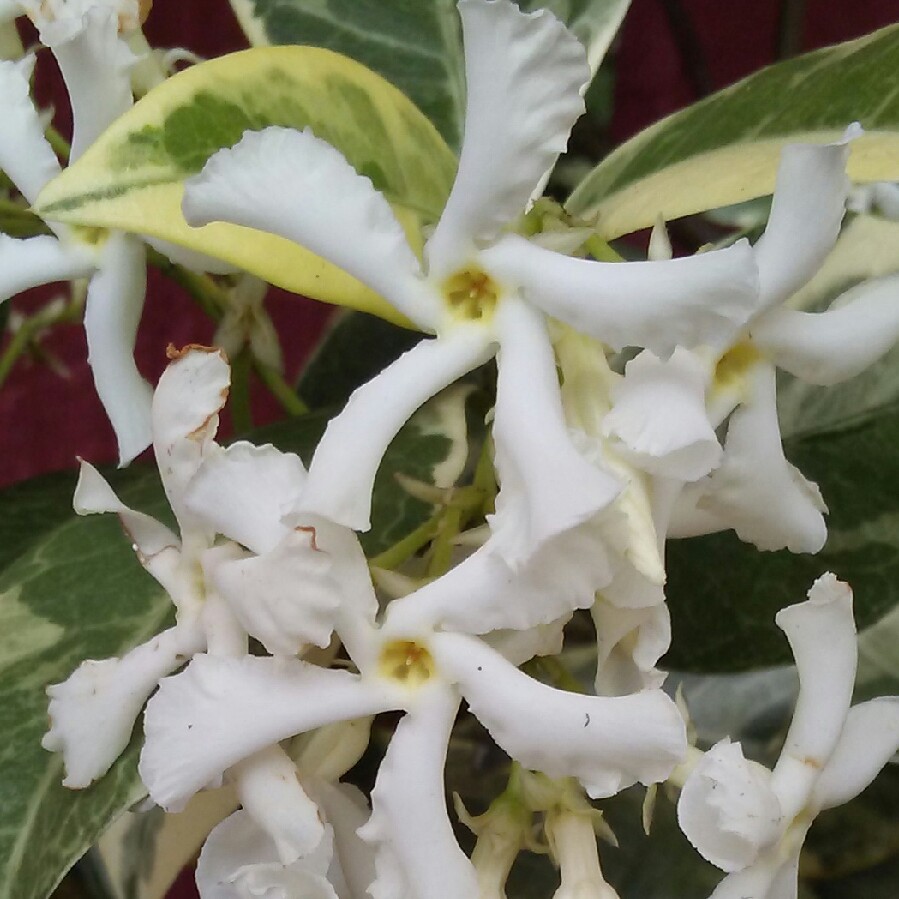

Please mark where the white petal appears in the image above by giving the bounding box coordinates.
[770,573,857,821]
[140,654,399,810]
[434,633,687,797]
[85,232,153,465]
[677,739,783,873]
[37,5,135,161]
[489,299,620,566]
[751,274,899,385]
[183,126,435,330]
[73,459,181,594]
[603,348,720,481]
[0,233,95,303]
[358,687,478,899]
[152,345,230,526]
[231,745,324,865]
[307,780,377,899]
[185,442,306,554]
[0,55,63,203]
[384,522,611,636]
[696,362,827,553]
[592,599,670,697]
[481,235,760,356]
[812,696,899,811]
[206,529,341,656]
[752,139,849,309]
[300,327,494,530]
[707,848,801,899]
[42,622,204,788]
[424,0,588,277]
[195,810,338,899]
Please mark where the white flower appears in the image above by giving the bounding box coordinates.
[677,573,899,898]
[42,346,230,786]
[182,0,759,569]
[139,552,687,899]
[661,133,899,554]
[0,2,152,464]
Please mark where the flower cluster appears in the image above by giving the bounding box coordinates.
[29,1,899,897]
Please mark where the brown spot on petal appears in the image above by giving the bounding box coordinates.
[138,0,153,24]
[296,525,321,552]
[800,755,824,770]
[166,342,224,361]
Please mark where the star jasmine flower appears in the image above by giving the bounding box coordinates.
[0,1,154,463]
[138,561,687,899]
[614,134,899,554]
[677,573,899,898]
[181,0,759,568]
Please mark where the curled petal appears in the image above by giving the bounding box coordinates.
[695,362,827,553]
[384,522,612,637]
[490,299,620,567]
[195,809,337,899]
[481,235,759,356]
[677,739,783,873]
[300,328,494,530]
[85,232,153,465]
[42,622,204,788]
[751,275,899,386]
[231,745,324,865]
[0,233,95,303]
[74,459,181,594]
[358,687,478,899]
[434,633,687,797]
[34,4,135,161]
[0,56,63,203]
[753,138,850,310]
[206,529,341,656]
[185,442,306,554]
[152,345,230,525]
[603,348,720,481]
[812,697,899,811]
[770,574,857,820]
[183,126,435,330]
[425,0,588,277]
[592,599,670,697]
[140,654,398,811]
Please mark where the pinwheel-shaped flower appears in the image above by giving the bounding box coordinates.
[182,0,759,570]
[677,573,899,899]
[0,0,153,462]
[138,484,687,899]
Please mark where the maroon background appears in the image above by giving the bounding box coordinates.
[3,0,896,491]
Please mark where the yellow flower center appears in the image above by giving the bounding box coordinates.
[713,341,761,392]
[378,639,436,688]
[441,267,500,322]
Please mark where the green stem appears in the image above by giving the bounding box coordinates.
[46,126,71,162]
[0,297,81,389]
[426,504,462,578]
[369,508,444,570]
[255,362,309,416]
[584,235,624,263]
[229,349,254,434]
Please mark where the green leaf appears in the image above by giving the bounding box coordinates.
[0,400,473,898]
[33,47,456,325]
[228,0,632,150]
[665,403,899,672]
[297,310,419,411]
[568,24,899,238]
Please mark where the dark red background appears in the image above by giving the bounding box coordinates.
[3,0,896,491]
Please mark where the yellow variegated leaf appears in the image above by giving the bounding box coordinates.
[568,24,899,238]
[35,47,458,325]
